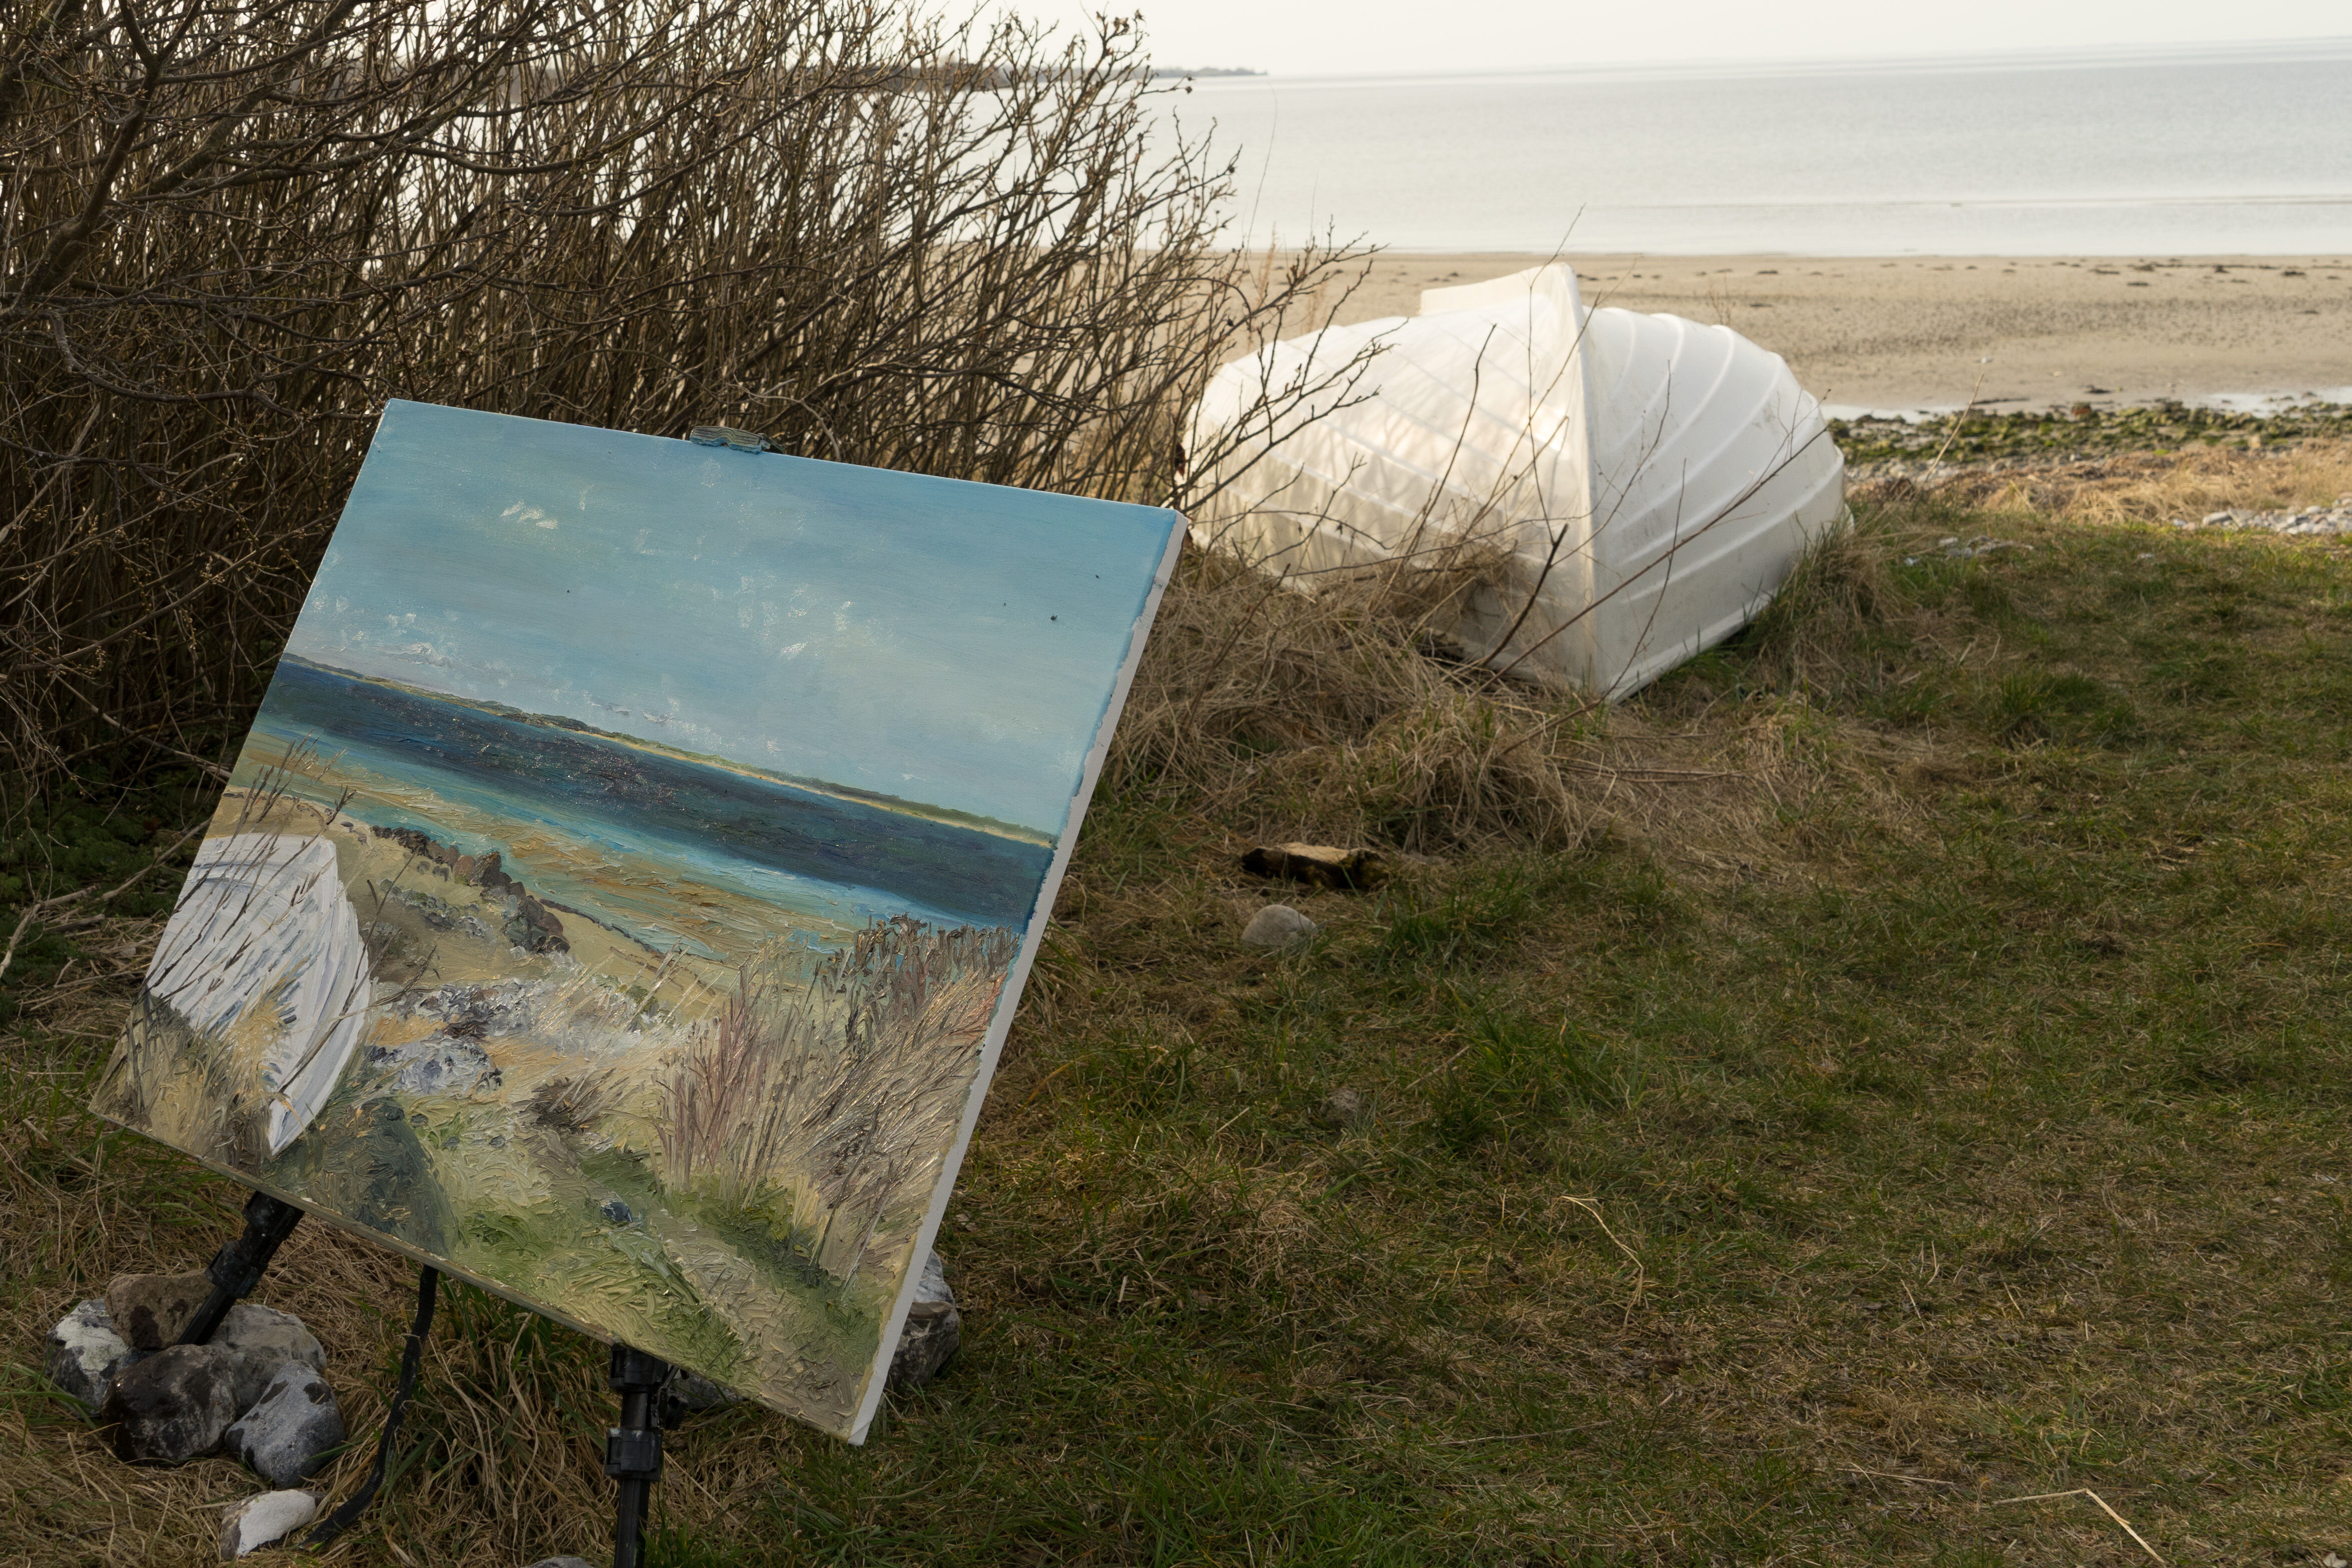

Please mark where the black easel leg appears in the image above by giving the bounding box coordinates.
[607,1344,671,1568]
[180,1189,304,1346]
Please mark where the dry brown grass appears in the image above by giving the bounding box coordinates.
[1892,438,2352,525]
[1107,541,1820,869]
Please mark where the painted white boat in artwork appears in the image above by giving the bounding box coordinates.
[142,832,373,1154]
[1187,262,1847,697]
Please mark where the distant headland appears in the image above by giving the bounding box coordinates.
[273,652,1057,848]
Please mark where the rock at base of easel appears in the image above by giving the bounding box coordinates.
[219,1490,318,1558]
[101,1344,243,1463]
[225,1362,346,1486]
[106,1271,214,1350]
[887,1250,961,1391]
[46,1299,140,1409]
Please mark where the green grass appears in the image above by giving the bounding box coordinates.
[9,482,2352,1563]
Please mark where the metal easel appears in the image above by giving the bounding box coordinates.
[185,1189,675,1565]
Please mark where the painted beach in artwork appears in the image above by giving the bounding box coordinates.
[95,401,1180,1439]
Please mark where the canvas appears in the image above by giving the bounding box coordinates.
[96,401,1183,1441]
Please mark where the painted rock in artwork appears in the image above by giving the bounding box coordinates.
[381,1036,503,1098]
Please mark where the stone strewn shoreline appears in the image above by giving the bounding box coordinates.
[1836,400,2352,481]
[2175,498,2352,536]
[367,825,569,954]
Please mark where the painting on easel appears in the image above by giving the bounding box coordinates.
[95,401,1182,1441]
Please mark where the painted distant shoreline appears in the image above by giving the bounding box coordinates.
[276,652,1056,849]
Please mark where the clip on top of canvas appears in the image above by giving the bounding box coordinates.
[688,424,770,454]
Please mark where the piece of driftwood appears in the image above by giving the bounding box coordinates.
[1240,843,1387,892]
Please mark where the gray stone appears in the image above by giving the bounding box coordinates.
[218,1490,318,1559]
[384,1035,502,1098]
[225,1363,346,1486]
[666,1368,744,1413]
[1240,904,1318,950]
[99,1342,241,1463]
[213,1303,327,1376]
[887,1250,960,1391]
[1316,1087,1365,1128]
[223,1344,305,1412]
[106,1269,213,1350]
[46,1298,137,1408]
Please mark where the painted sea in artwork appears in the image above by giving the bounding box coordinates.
[95,401,1182,1440]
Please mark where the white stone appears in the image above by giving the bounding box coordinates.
[225,1363,345,1487]
[1241,905,1318,950]
[218,1490,317,1558]
[916,1248,956,1309]
[45,1299,135,1409]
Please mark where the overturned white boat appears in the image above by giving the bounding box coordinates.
[1187,264,1846,697]
[142,832,373,1154]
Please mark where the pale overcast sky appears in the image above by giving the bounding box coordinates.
[288,402,1175,836]
[994,0,2345,77]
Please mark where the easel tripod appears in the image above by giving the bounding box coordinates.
[190,1190,676,1567]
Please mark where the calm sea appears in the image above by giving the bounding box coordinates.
[244,658,1051,951]
[1152,39,2352,255]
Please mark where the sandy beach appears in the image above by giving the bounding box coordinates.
[1320,253,2352,417]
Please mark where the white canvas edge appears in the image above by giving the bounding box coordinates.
[843,510,1189,1444]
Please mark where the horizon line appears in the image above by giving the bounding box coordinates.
[1177,34,2352,89]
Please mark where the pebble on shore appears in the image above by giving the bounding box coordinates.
[2171,497,2352,534]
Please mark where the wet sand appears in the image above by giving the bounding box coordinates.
[1316,253,2352,416]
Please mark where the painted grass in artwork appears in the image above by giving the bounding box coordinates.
[658,919,1018,1283]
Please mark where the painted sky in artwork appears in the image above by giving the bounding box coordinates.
[284,401,1176,834]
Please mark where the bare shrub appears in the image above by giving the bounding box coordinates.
[657,917,1016,1283]
[1,0,1374,791]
